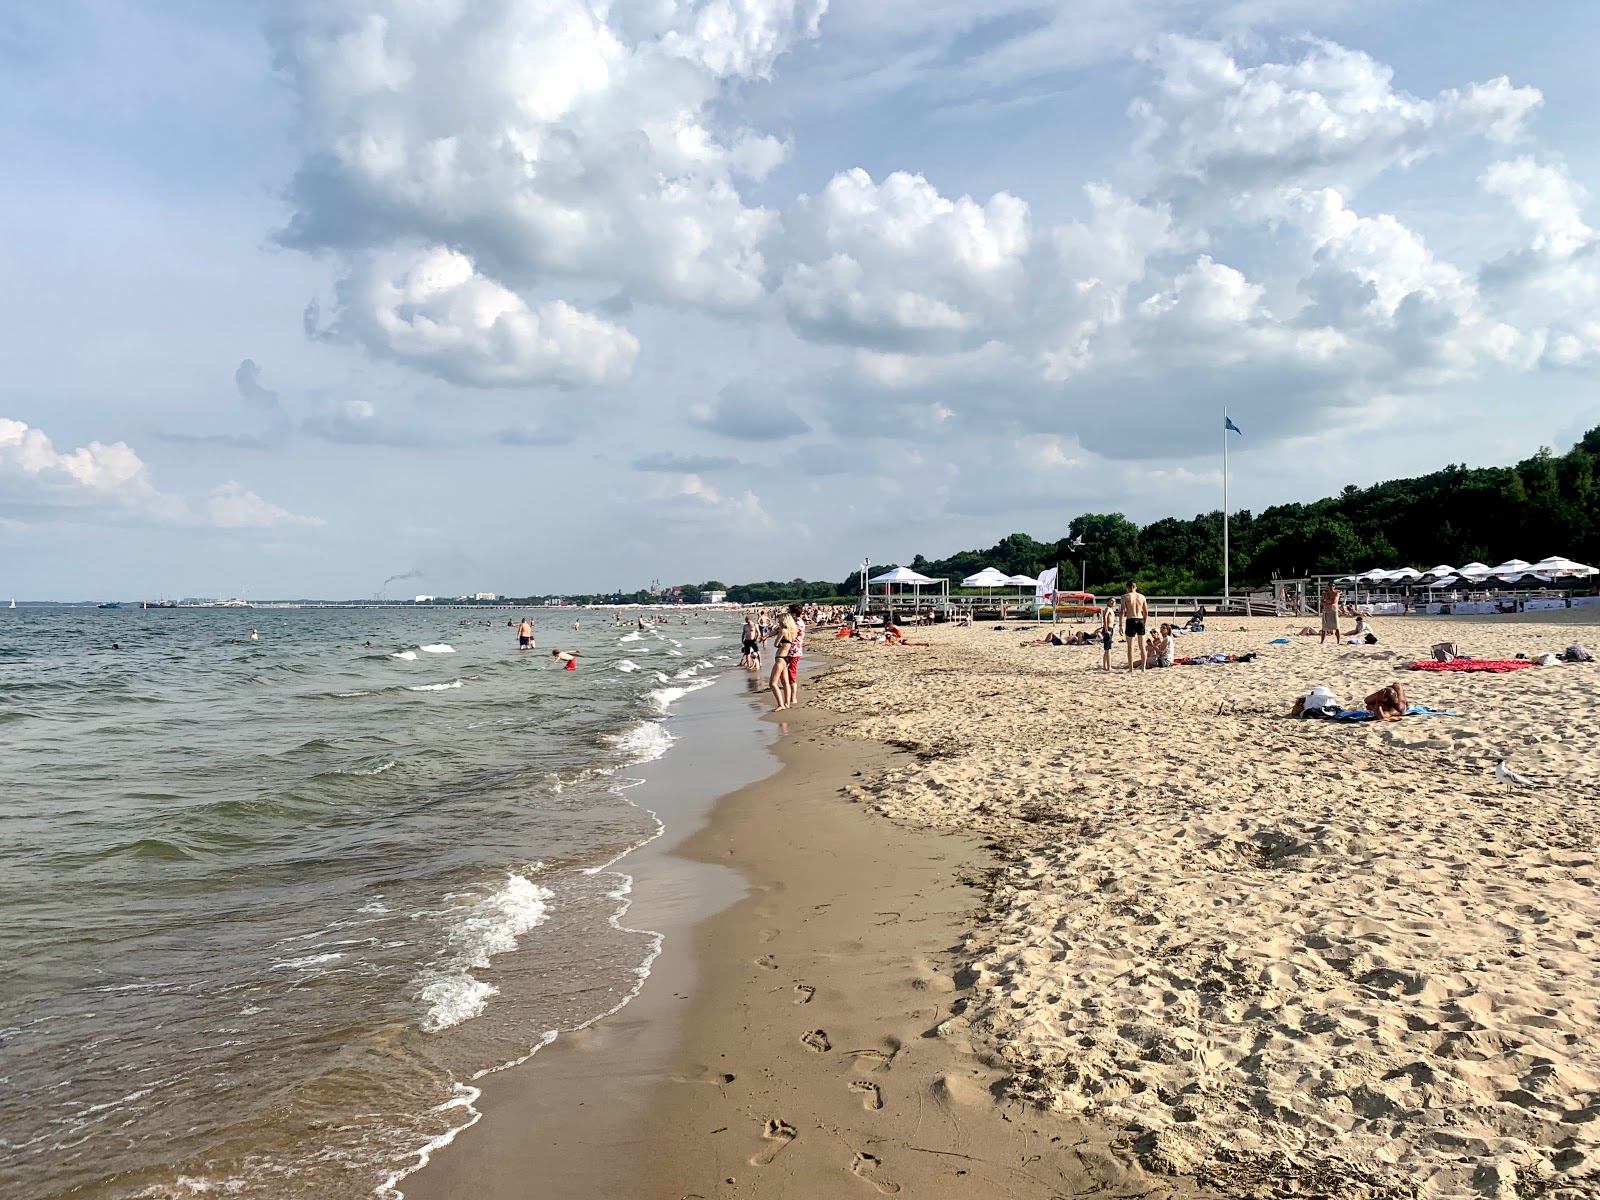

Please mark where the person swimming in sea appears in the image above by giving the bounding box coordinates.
[550,649,579,670]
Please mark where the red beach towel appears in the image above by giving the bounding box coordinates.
[1406,659,1535,673]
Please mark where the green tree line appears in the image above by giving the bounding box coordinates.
[840,426,1600,596]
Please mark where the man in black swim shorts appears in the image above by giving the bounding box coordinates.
[1122,581,1150,673]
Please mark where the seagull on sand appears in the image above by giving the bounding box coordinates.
[1495,760,1536,787]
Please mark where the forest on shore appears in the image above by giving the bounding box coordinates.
[718,426,1600,602]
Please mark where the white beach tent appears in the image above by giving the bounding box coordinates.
[869,566,940,615]
[961,567,1012,589]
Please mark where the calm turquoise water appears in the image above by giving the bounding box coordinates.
[0,606,738,1199]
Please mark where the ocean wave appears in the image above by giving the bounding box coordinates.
[407,680,462,692]
[392,650,418,661]
[420,644,455,654]
[619,631,643,643]
[647,677,715,713]
[615,660,639,673]
[414,873,554,1032]
[269,952,343,971]
[605,721,675,764]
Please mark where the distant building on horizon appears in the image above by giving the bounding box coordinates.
[473,591,497,601]
[413,595,434,603]
[703,590,727,604]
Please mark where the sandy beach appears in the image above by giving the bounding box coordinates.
[777,610,1599,1198]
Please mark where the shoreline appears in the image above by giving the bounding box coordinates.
[402,663,781,1200]
[639,679,1204,1199]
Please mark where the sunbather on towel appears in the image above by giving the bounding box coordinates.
[1363,682,1408,721]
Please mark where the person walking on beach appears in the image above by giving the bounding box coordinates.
[767,605,799,711]
[1122,582,1149,672]
[517,617,533,650]
[1319,582,1343,645]
[1100,600,1116,672]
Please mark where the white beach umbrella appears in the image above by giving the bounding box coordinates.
[1427,576,1460,588]
[1457,562,1491,574]
[1489,559,1533,575]
[1531,556,1598,577]
[1385,568,1424,582]
[1422,564,1457,578]
[1357,568,1390,581]
[1002,573,1039,611]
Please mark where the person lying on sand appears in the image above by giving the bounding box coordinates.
[883,625,930,647]
[1020,632,1067,646]
[1363,681,1408,721]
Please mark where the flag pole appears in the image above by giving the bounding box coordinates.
[1223,411,1230,612]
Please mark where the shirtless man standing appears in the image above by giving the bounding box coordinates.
[1319,582,1343,645]
[1122,582,1149,672]
[517,617,533,650]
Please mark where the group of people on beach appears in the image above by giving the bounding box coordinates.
[740,604,807,711]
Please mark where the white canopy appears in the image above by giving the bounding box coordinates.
[870,567,939,585]
[961,568,1012,588]
[1004,573,1040,586]
[1385,567,1425,581]
[1457,561,1491,573]
[1356,568,1391,581]
[1531,556,1598,577]
[1489,559,1533,575]
[1427,576,1461,588]
[1422,564,1457,578]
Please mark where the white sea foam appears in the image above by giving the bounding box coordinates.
[269,952,343,970]
[392,650,418,661]
[420,644,454,654]
[665,649,683,657]
[615,660,639,673]
[407,680,462,692]
[647,677,714,713]
[606,721,675,764]
[619,631,643,643]
[415,873,554,1033]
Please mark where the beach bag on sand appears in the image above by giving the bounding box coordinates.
[1431,642,1462,662]
[1566,644,1594,662]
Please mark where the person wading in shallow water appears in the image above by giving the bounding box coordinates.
[1122,581,1149,674]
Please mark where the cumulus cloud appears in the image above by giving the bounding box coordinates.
[1132,36,1542,207]
[206,482,326,528]
[0,418,182,520]
[780,169,1031,350]
[270,0,823,310]
[0,418,321,529]
[313,245,639,387]
[634,471,774,531]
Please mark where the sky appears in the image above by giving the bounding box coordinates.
[4,0,1600,600]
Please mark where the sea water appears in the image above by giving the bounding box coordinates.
[0,606,737,1199]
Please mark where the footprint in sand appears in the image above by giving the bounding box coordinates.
[849,1151,901,1194]
[793,983,815,1005]
[755,955,779,970]
[801,1029,832,1053]
[849,1080,883,1110]
[749,1119,796,1166]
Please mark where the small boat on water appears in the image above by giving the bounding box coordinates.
[97,602,123,609]
[141,600,177,609]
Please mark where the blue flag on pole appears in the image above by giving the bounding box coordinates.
[1225,416,1243,435]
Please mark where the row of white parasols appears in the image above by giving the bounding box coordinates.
[1340,556,1598,589]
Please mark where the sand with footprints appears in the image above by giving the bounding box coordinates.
[812,610,1600,1197]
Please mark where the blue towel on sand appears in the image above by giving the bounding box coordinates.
[1268,638,1291,644]
[1329,704,1460,722]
